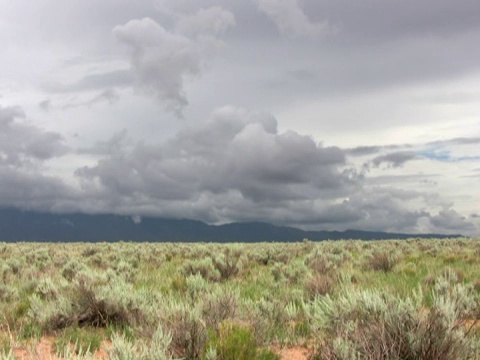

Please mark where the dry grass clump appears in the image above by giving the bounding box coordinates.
[28,270,156,331]
[308,284,479,360]
[304,274,336,299]
[367,251,400,272]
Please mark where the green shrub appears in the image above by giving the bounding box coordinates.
[28,293,73,330]
[0,284,18,302]
[271,261,308,284]
[6,258,21,275]
[0,349,15,360]
[181,258,221,282]
[0,334,12,357]
[35,277,60,300]
[109,326,173,360]
[205,322,279,360]
[62,259,86,281]
[19,322,42,340]
[242,297,292,343]
[54,327,102,356]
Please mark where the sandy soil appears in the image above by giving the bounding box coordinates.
[13,338,109,360]
[12,337,311,360]
[271,344,312,360]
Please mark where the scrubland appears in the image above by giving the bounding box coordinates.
[1,238,480,359]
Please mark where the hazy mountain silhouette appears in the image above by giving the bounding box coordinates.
[0,208,462,242]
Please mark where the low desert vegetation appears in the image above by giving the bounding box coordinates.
[0,238,479,359]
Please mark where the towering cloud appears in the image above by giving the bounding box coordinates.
[113,7,235,116]
[113,18,201,116]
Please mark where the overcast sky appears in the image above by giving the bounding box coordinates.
[0,0,479,235]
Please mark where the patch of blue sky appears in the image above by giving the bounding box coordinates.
[417,148,451,161]
[417,148,480,162]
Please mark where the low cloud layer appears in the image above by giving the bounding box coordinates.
[69,107,475,234]
[0,103,476,235]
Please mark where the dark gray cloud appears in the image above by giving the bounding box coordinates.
[0,102,475,235]
[68,106,477,235]
[346,144,407,157]
[0,167,77,211]
[113,7,235,116]
[0,104,77,212]
[346,137,480,172]
[0,105,68,166]
[332,188,430,232]
[346,146,382,157]
[371,151,419,168]
[304,0,480,42]
[430,208,476,232]
[76,107,355,207]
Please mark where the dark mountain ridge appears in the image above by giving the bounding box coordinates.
[0,208,463,242]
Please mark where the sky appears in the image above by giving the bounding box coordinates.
[0,0,479,236]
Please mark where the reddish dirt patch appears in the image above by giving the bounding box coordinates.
[94,340,111,359]
[271,345,312,360]
[13,337,56,360]
[12,337,110,359]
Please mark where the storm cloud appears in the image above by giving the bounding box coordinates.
[0,1,479,236]
[75,107,355,210]
[69,106,474,234]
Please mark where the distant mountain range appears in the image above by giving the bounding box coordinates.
[0,208,463,242]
